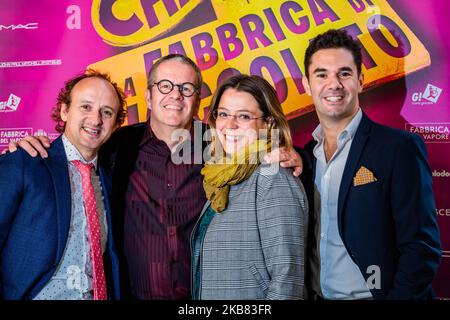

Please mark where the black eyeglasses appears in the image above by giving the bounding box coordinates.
[150,79,199,97]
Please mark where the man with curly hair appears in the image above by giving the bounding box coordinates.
[0,70,126,300]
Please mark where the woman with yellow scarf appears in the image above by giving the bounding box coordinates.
[191,75,308,300]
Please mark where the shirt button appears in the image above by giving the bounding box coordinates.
[320,233,325,238]
[167,183,173,189]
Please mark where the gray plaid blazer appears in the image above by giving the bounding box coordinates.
[191,164,308,300]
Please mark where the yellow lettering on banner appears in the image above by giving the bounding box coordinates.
[92,0,203,47]
[90,0,430,124]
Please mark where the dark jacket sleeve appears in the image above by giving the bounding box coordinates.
[387,134,441,299]
[0,151,25,299]
[0,151,24,250]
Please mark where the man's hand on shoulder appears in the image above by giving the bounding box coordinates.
[264,146,303,177]
[6,135,51,158]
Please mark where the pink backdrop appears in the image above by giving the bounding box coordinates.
[1,0,448,298]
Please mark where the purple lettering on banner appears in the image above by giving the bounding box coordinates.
[263,8,286,41]
[200,83,212,99]
[124,77,137,98]
[280,49,305,95]
[216,23,244,61]
[367,15,412,58]
[169,41,187,55]
[347,0,375,13]
[140,0,161,28]
[250,56,288,103]
[143,49,162,79]
[162,0,179,16]
[179,0,189,7]
[99,0,143,36]
[240,14,273,50]
[127,103,139,125]
[217,68,241,87]
[342,24,377,70]
[280,1,310,35]
[307,0,340,25]
[191,32,218,70]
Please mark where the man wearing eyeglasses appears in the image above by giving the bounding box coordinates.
[11,54,302,300]
[101,54,207,299]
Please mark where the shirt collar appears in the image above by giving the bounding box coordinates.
[312,108,363,144]
[312,124,324,144]
[139,118,197,149]
[343,108,362,141]
[139,119,156,147]
[62,134,98,169]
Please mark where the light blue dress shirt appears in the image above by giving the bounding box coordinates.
[312,109,373,300]
[34,134,108,300]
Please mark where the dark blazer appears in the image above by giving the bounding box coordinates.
[302,112,441,300]
[0,136,120,300]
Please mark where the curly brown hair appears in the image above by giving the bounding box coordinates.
[52,69,127,133]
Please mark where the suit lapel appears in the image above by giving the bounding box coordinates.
[110,125,146,240]
[43,136,72,263]
[337,113,372,233]
[98,166,121,299]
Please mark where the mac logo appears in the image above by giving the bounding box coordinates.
[0,23,39,31]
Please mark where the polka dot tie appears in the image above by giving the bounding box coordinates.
[72,160,107,300]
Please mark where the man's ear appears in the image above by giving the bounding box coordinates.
[358,73,364,93]
[60,103,69,122]
[145,89,152,111]
[302,76,311,96]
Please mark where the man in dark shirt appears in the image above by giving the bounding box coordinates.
[101,54,207,299]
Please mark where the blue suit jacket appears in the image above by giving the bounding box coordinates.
[0,136,120,300]
[303,112,442,299]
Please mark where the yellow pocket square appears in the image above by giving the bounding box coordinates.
[353,166,377,186]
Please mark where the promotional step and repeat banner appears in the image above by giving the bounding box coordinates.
[1,0,449,298]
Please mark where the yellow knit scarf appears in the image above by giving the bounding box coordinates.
[201,139,271,212]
